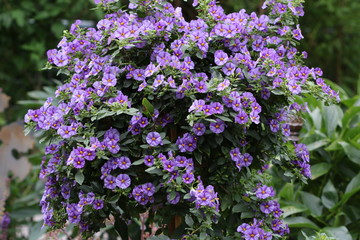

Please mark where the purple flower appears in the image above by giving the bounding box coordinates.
[292,25,304,40]
[192,122,206,136]
[116,174,131,189]
[209,119,225,134]
[53,52,69,67]
[118,156,131,169]
[256,185,275,199]
[217,79,230,91]
[237,223,250,233]
[106,140,120,154]
[163,160,176,172]
[214,50,229,66]
[73,157,85,169]
[45,144,60,154]
[269,119,280,132]
[244,228,260,240]
[195,81,207,93]
[230,148,241,162]
[104,128,120,142]
[176,133,197,152]
[102,73,117,87]
[84,149,96,161]
[93,199,104,210]
[146,132,163,146]
[104,175,117,190]
[202,104,215,115]
[211,102,224,114]
[144,155,155,166]
[175,156,188,167]
[182,172,195,184]
[222,62,236,76]
[235,110,248,124]
[281,123,290,137]
[236,152,253,168]
[260,200,276,214]
[142,183,155,196]
[57,125,77,139]
[189,99,206,112]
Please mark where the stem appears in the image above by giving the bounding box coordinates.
[61,229,74,240]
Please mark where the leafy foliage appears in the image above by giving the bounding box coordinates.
[0,0,101,122]
[273,82,360,239]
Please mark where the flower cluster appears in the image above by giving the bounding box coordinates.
[25,0,338,238]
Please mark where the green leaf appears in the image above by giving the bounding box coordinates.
[324,105,343,137]
[321,180,338,209]
[306,139,329,151]
[278,183,294,201]
[241,211,254,219]
[75,170,85,185]
[142,98,154,115]
[185,214,194,227]
[311,163,331,180]
[29,221,47,240]
[232,203,249,213]
[11,9,25,27]
[27,90,52,100]
[345,172,360,194]
[332,172,360,209]
[108,193,121,204]
[148,236,170,240]
[217,115,232,122]
[9,207,40,219]
[322,226,352,240]
[194,151,202,164]
[339,141,360,165]
[309,107,322,130]
[145,167,163,176]
[114,217,129,240]
[132,159,143,165]
[300,191,323,217]
[342,106,360,127]
[281,203,307,218]
[284,217,320,230]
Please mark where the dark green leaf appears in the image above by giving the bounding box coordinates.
[145,167,163,176]
[132,159,143,165]
[322,226,352,240]
[321,180,338,209]
[306,139,329,151]
[148,236,170,240]
[75,170,85,185]
[284,217,320,230]
[300,192,323,217]
[108,193,121,204]
[114,217,128,240]
[185,214,194,227]
[281,203,307,218]
[142,98,154,115]
[194,151,202,164]
[324,105,343,137]
[9,207,40,219]
[241,211,254,219]
[311,163,331,180]
[232,203,249,213]
[339,141,360,165]
[278,183,294,201]
[342,106,360,128]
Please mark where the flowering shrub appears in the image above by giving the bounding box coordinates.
[25,0,339,239]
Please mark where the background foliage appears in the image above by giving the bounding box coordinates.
[0,0,359,239]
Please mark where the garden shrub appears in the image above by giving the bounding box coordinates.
[25,0,338,239]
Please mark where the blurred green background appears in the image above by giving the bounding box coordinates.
[0,0,359,239]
